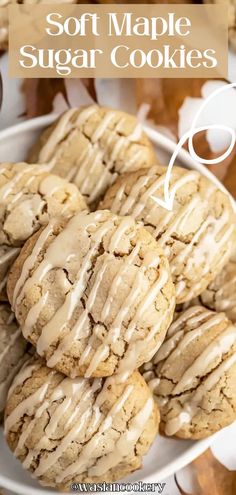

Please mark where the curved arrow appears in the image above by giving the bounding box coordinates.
[150,82,236,212]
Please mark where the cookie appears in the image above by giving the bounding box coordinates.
[0,303,31,421]
[142,305,236,439]
[5,356,159,489]
[100,165,236,303]
[28,105,156,206]
[0,162,87,300]
[199,260,236,323]
[7,209,175,378]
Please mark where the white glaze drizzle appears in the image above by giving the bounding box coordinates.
[154,307,226,365]
[13,211,170,376]
[56,395,153,482]
[202,262,236,320]
[107,167,234,299]
[12,220,56,307]
[147,306,236,436]
[0,327,22,366]
[0,315,28,412]
[36,106,146,203]
[8,362,41,397]
[172,324,236,394]
[0,163,49,205]
[0,353,27,411]
[35,214,116,356]
[0,164,80,232]
[5,380,51,434]
[38,108,78,163]
[165,349,236,436]
[0,247,20,267]
[5,362,154,481]
[0,163,83,295]
[0,274,8,293]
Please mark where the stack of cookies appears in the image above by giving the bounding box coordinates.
[1,104,236,491]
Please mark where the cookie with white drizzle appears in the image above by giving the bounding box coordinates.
[141,305,236,439]
[178,249,236,317]
[7,209,175,378]
[28,105,156,206]
[0,162,87,300]
[100,164,236,303]
[5,356,159,489]
[199,260,236,323]
[0,303,31,422]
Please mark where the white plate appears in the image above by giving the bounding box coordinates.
[0,115,231,495]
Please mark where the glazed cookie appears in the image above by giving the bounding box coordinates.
[5,357,159,489]
[199,260,236,323]
[7,209,175,378]
[28,105,156,206]
[142,305,236,439]
[0,303,31,421]
[0,162,87,300]
[100,165,236,303]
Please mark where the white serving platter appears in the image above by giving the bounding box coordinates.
[0,114,231,495]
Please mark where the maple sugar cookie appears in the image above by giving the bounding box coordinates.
[0,303,31,421]
[7,209,175,378]
[28,105,156,206]
[100,165,236,303]
[5,356,159,489]
[142,305,236,439]
[0,162,87,300]
[199,260,236,323]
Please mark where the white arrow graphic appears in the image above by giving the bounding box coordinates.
[149,82,236,212]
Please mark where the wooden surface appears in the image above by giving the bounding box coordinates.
[176,449,236,495]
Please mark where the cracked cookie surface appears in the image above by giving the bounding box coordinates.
[28,105,156,206]
[0,162,87,300]
[199,260,236,323]
[100,165,236,303]
[5,356,159,489]
[7,209,175,378]
[141,305,236,439]
[0,303,31,421]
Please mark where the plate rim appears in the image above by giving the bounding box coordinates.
[0,431,216,495]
